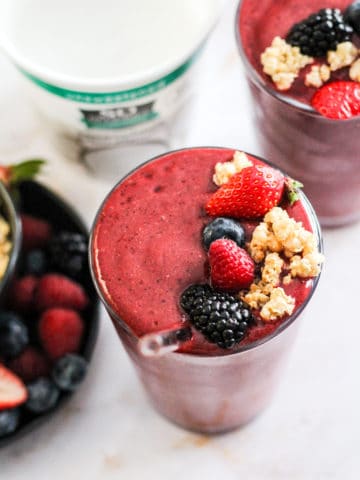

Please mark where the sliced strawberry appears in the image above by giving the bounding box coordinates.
[0,364,28,410]
[206,163,284,219]
[311,81,360,119]
[209,239,255,291]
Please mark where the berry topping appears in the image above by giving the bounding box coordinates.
[311,81,360,119]
[25,378,60,414]
[22,249,48,275]
[49,232,88,280]
[286,8,353,57]
[0,312,29,358]
[344,1,360,35]
[202,217,245,250]
[0,364,28,410]
[38,308,85,360]
[209,239,255,291]
[0,408,20,437]
[8,347,50,383]
[180,285,254,349]
[206,163,284,219]
[21,214,52,251]
[8,275,38,312]
[52,354,88,392]
[35,274,89,311]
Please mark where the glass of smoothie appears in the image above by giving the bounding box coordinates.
[235,0,360,227]
[89,147,323,433]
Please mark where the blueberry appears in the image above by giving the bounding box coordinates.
[0,408,20,437]
[23,249,47,275]
[25,378,60,413]
[202,218,245,249]
[52,354,88,392]
[0,312,29,358]
[344,1,360,34]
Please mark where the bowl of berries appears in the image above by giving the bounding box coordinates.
[0,164,99,446]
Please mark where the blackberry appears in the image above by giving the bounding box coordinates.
[286,8,353,57]
[49,232,88,279]
[180,285,254,349]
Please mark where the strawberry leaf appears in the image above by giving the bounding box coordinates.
[286,178,303,205]
[9,159,46,184]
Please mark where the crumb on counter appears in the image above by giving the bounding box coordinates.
[305,64,331,88]
[327,41,358,71]
[260,37,313,91]
[213,151,252,186]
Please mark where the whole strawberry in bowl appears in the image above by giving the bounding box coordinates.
[0,178,99,447]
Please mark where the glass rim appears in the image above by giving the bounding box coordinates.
[234,0,360,123]
[89,146,324,360]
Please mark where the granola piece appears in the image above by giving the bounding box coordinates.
[213,151,253,186]
[349,58,360,82]
[242,283,269,310]
[327,42,358,71]
[261,252,284,286]
[260,287,295,322]
[305,64,331,88]
[290,251,324,278]
[261,37,313,91]
[248,222,282,263]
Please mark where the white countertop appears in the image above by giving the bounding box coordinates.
[1,1,359,478]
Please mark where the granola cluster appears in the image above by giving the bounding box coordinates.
[260,37,313,91]
[0,215,12,279]
[244,207,323,322]
[262,38,360,90]
[213,151,252,186]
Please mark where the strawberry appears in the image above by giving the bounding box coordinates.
[206,163,284,219]
[21,214,52,250]
[8,347,50,383]
[209,239,255,291]
[0,364,28,410]
[0,159,45,187]
[38,308,85,360]
[9,275,39,312]
[35,274,89,311]
[311,81,360,119]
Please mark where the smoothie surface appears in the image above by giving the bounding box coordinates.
[238,0,354,107]
[92,148,316,355]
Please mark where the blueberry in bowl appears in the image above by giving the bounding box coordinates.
[0,180,99,447]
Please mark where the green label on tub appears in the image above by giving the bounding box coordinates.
[19,52,197,105]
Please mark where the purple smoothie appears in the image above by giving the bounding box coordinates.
[236,0,360,226]
[90,148,322,432]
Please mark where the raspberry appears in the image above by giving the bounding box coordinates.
[35,274,89,311]
[8,347,50,382]
[8,275,39,312]
[180,285,254,349]
[209,239,255,292]
[38,308,85,360]
[21,214,52,251]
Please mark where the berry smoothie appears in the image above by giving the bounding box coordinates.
[236,0,360,226]
[90,147,323,432]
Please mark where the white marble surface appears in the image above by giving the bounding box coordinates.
[0,1,360,479]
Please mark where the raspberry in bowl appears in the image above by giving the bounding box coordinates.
[90,147,323,433]
[236,0,360,227]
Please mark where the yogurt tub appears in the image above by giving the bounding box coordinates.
[0,0,224,179]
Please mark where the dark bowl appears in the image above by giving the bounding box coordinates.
[0,180,100,448]
[0,181,22,301]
